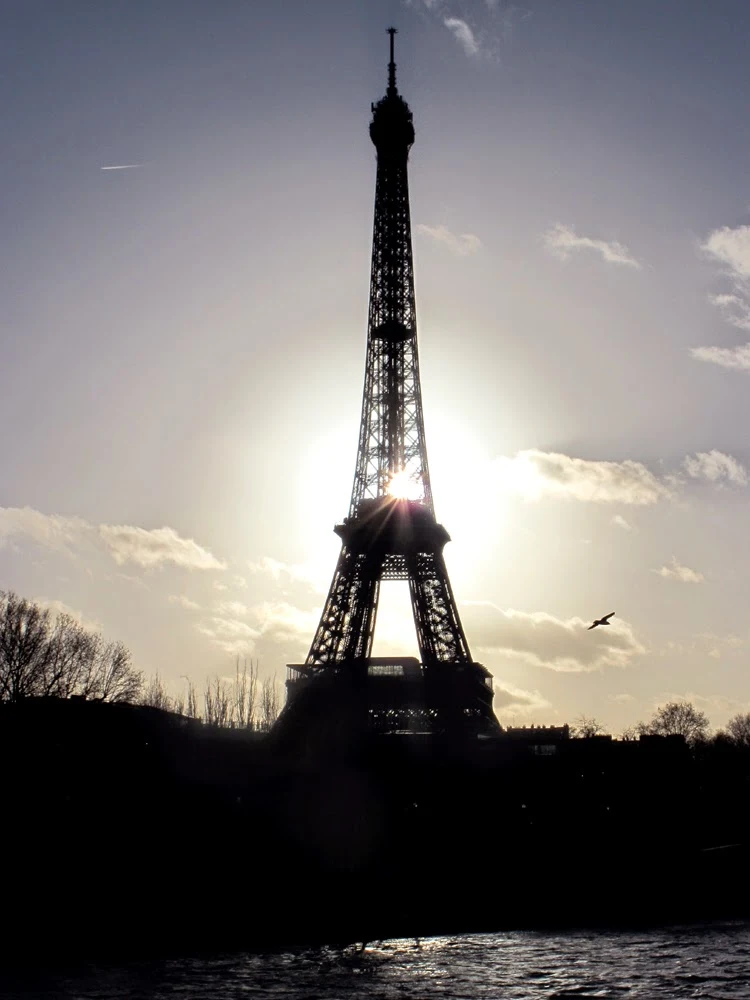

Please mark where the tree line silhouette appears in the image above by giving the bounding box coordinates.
[140,660,281,731]
[571,702,750,748]
[4,589,750,742]
[0,591,280,730]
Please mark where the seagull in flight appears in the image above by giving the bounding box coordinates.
[587,612,615,630]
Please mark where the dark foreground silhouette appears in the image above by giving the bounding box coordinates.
[2,697,749,966]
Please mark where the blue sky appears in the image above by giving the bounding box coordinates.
[3,0,750,731]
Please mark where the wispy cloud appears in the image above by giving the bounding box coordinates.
[463,603,644,672]
[653,558,704,584]
[492,450,672,505]
[492,680,551,716]
[416,223,482,256]
[0,506,87,554]
[0,505,224,571]
[683,450,748,486]
[703,224,750,281]
[708,293,750,332]
[99,525,225,570]
[543,223,641,268]
[443,17,480,56]
[409,1,530,58]
[693,224,750,370]
[215,600,249,617]
[690,342,750,371]
[168,594,201,611]
[101,164,143,171]
[247,555,325,592]
[35,597,102,631]
[611,515,634,531]
[196,617,259,656]
[196,600,317,658]
[610,692,635,704]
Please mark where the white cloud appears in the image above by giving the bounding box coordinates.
[416,223,482,256]
[708,293,750,332]
[682,450,748,486]
[653,558,704,584]
[611,515,634,531]
[492,450,671,505]
[463,603,645,672]
[196,617,260,656]
[412,1,529,55]
[168,594,201,611]
[693,224,750,370]
[0,506,87,553]
[609,692,635,704]
[690,343,750,371]
[0,505,224,572]
[196,600,318,659]
[215,600,249,617]
[492,681,551,716]
[99,524,225,570]
[247,555,325,592]
[34,597,102,631]
[543,223,641,268]
[249,601,319,648]
[702,224,750,281]
[444,17,480,56]
[696,632,745,651]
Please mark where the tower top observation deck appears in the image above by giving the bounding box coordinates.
[370,28,415,154]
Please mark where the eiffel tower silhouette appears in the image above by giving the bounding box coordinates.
[276,30,500,745]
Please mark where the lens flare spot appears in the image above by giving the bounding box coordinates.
[387,470,425,501]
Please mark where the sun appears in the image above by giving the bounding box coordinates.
[386,469,425,501]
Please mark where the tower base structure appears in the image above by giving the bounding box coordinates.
[273,656,500,753]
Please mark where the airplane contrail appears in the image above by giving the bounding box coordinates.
[101,164,143,171]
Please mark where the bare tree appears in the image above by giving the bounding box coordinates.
[637,700,710,745]
[259,675,280,732]
[0,591,143,706]
[234,657,259,729]
[620,725,639,742]
[40,615,93,699]
[571,714,606,738]
[186,678,199,719]
[203,675,233,727]
[0,592,53,702]
[722,712,750,748]
[88,640,143,702]
[140,672,172,711]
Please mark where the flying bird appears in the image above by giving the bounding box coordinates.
[587,612,615,630]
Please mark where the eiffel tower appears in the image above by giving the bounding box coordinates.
[278,30,500,744]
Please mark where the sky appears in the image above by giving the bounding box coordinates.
[3,0,750,733]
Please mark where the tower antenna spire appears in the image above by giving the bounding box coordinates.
[387,26,397,93]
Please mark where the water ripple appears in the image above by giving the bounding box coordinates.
[2,922,750,999]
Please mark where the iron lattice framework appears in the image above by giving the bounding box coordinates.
[282,31,499,740]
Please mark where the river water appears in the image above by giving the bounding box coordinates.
[3,923,749,999]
